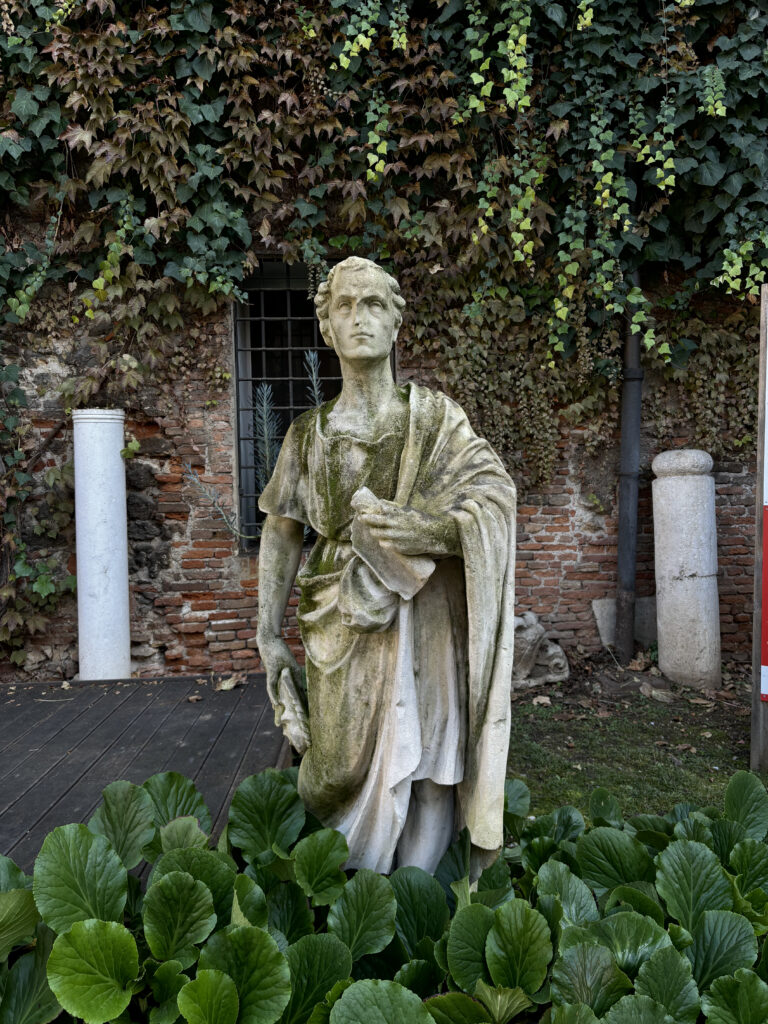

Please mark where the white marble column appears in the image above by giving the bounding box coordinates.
[72,409,131,679]
[652,449,721,688]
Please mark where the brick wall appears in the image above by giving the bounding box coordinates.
[6,304,757,681]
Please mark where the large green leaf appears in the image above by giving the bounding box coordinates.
[149,959,190,1023]
[685,910,757,990]
[724,773,768,841]
[0,923,59,1024]
[0,890,40,960]
[142,871,217,968]
[711,821,748,867]
[605,884,664,928]
[329,979,431,1024]
[550,1007,600,1024]
[654,841,732,931]
[229,771,305,866]
[393,959,445,999]
[484,899,552,994]
[158,817,210,856]
[46,919,138,1024]
[473,979,530,1023]
[635,946,699,1024]
[153,848,237,928]
[327,870,396,961]
[390,866,450,958]
[0,856,29,893]
[730,840,768,896]
[550,943,632,1016]
[447,903,494,994]
[504,780,530,816]
[425,991,491,1024]
[306,979,353,1024]
[88,780,157,870]
[602,994,674,1023]
[590,789,623,829]
[293,830,348,908]
[701,968,768,1024]
[537,861,598,927]
[281,933,353,1024]
[178,969,239,1024]
[199,925,291,1024]
[232,875,268,929]
[585,912,672,979]
[268,882,314,943]
[553,807,586,843]
[33,824,127,933]
[143,773,212,831]
[576,828,652,898]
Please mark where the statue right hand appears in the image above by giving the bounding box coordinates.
[257,635,310,752]
[258,634,300,706]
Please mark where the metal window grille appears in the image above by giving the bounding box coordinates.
[234,262,343,550]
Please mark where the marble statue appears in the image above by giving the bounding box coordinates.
[256,256,516,875]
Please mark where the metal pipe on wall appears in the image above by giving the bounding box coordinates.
[72,408,131,680]
[615,273,643,664]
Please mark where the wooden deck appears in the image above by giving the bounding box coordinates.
[0,675,285,872]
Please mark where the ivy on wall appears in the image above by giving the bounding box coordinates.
[0,0,765,659]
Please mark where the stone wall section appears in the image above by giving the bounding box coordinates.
[6,304,757,680]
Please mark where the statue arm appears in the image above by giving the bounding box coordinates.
[256,515,309,750]
[257,513,304,642]
[358,504,461,558]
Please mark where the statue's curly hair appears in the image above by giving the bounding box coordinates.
[314,257,405,348]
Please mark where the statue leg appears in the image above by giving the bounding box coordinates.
[396,779,454,874]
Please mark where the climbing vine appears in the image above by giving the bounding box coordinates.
[1,0,766,657]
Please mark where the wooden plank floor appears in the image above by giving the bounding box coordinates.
[0,675,284,872]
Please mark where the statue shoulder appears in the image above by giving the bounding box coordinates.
[407,382,472,427]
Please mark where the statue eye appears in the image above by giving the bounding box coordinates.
[336,300,351,311]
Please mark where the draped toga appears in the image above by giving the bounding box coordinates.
[259,382,516,872]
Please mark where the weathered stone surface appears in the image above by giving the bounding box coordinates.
[511,612,569,689]
[591,595,658,650]
[652,449,721,689]
[256,257,517,876]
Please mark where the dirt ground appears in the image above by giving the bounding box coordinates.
[507,648,754,819]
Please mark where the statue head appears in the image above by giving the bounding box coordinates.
[315,257,405,359]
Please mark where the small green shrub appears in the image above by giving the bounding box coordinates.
[2,768,768,1022]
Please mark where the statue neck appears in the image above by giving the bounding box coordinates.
[335,357,399,417]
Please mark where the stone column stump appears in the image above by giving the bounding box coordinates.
[652,449,721,689]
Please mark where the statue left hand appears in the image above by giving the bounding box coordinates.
[359,500,460,557]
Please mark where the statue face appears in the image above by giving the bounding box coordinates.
[328,264,397,364]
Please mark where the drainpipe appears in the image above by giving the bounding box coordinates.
[615,271,643,665]
[72,409,131,680]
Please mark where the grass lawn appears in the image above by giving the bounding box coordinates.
[507,651,754,819]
